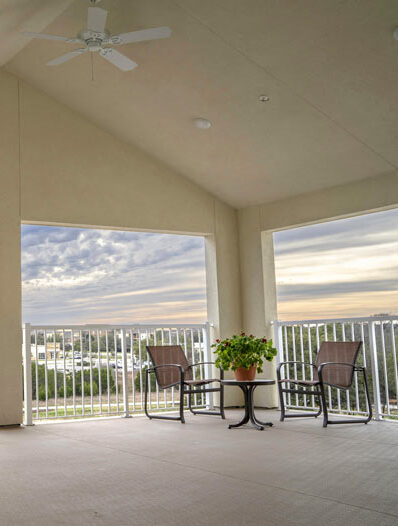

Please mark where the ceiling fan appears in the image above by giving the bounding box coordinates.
[22,0,171,71]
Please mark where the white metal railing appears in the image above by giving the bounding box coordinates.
[273,316,398,421]
[22,323,211,423]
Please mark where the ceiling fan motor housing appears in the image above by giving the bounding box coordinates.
[79,30,109,51]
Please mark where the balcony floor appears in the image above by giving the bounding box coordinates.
[1,410,397,525]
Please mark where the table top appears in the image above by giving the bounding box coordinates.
[221,379,275,386]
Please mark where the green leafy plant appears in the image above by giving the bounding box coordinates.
[212,333,277,373]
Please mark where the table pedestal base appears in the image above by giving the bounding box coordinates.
[228,384,273,431]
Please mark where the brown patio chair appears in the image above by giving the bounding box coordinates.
[277,341,372,427]
[144,345,225,423]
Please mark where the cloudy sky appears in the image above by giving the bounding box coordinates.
[21,226,207,325]
[273,208,398,320]
[22,208,398,325]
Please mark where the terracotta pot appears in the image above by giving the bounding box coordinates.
[234,364,257,381]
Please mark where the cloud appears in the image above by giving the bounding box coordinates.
[273,208,398,320]
[22,226,207,325]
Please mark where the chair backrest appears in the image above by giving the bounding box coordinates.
[146,345,192,388]
[314,341,362,388]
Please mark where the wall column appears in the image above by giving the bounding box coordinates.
[0,71,23,425]
[205,201,242,406]
[238,206,278,407]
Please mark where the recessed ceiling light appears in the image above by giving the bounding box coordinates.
[394,28,398,40]
[259,95,270,102]
[193,117,212,129]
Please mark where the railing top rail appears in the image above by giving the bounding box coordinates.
[26,323,208,331]
[274,315,398,326]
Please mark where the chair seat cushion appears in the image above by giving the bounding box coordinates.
[279,378,320,386]
[184,378,219,386]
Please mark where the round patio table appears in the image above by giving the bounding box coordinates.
[221,379,275,430]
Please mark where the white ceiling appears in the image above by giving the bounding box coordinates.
[3,0,398,208]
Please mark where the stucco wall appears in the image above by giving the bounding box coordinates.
[0,71,22,425]
[0,70,242,424]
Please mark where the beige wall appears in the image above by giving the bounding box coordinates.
[0,69,243,424]
[259,171,398,233]
[0,71,22,425]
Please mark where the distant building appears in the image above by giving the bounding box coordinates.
[31,343,61,361]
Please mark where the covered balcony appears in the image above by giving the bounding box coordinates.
[1,1,398,525]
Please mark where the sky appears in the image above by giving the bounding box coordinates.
[22,208,398,325]
[273,208,398,320]
[21,225,207,325]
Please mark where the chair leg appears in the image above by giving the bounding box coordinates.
[277,382,322,421]
[278,381,286,422]
[144,369,151,419]
[179,384,185,424]
[363,369,373,423]
[220,382,226,419]
[319,382,329,427]
[320,372,373,426]
[144,371,185,423]
[188,387,225,418]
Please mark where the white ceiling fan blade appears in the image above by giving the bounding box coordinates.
[99,48,137,71]
[47,48,87,66]
[22,32,81,43]
[112,26,171,45]
[87,7,108,33]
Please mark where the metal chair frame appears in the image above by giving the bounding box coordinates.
[144,351,225,423]
[277,343,372,427]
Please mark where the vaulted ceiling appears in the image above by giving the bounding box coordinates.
[3,0,398,208]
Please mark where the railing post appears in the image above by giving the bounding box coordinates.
[273,321,284,365]
[369,321,382,420]
[22,323,33,426]
[121,329,130,418]
[273,321,284,409]
[203,322,214,409]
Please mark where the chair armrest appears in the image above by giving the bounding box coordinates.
[147,363,184,373]
[277,361,316,374]
[187,361,223,380]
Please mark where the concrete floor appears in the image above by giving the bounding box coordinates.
[0,410,397,526]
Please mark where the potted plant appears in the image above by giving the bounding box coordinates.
[212,332,278,381]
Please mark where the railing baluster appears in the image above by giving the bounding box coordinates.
[71,330,76,417]
[369,321,382,420]
[390,320,398,414]
[379,321,390,416]
[89,331,93,415]
[121,329,129,418]
[307,324,315,408]
[131,329,136,413]
[291,326,298,406]
[22,324,33,426]
[97,330,102,416]
[351,322,360,414]
[333,323,341,413]
[114,330,119,414]
[62,330,66,418]
[80,330,84,417]
[299,325,307,407]
[283,326,290,406]
[105,331,110,413]
[35,329,39,419]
